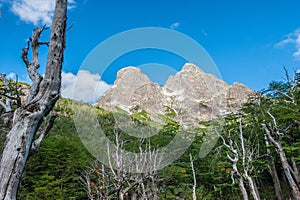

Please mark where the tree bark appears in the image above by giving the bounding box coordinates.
[232,157,248,200]
[220,133,249,200]
[262,124,300,200]
[0,1,67,199]
[237,176,249,200]
[239,122,260,200]
[278,148,300,200]
[244,170,260,200]
[290,158,300,185]
[190,154,197,200]
[265,134,282,200]
[0,74,12,113]
[268,158,282,200]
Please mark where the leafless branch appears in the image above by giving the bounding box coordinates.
[190,154,197,200]
[266,110,285,136]
[0,74,12,112]
[283,66,292,88]
[30,113,58,155]
[82,131,162,199]
[21,26,49,102]
[0,1,67,198]
[221,118,261,200]
[262,121,300,199]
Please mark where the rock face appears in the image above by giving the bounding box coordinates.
[98,67,165,115]
[96,63,254,126]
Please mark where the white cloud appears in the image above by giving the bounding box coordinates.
[61,70,111,103]
[170,22,180,30]
[6,72,16,80]
[9,0,75,25]
[275,28,300,60]
[67,0,76,9]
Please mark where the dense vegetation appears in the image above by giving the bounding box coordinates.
[0,74,299,199]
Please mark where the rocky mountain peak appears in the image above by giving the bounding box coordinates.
[116,66,141,79]
[98,65,163,114]
[114,66,152,87]
[181,63,204,73]
[96,63,255,127]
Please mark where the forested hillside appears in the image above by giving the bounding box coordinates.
[0,76,299,199]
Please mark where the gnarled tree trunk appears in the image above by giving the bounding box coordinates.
[220,134,249,200]
[0,1,67,199]
[262,123,300,200]
[268,156,282,200]
[265,134,282,200]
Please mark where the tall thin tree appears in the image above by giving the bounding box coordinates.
[0,1,67,199]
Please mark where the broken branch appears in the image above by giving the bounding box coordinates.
[30,113,58,155]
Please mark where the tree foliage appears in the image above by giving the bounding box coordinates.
[1,68,299,199]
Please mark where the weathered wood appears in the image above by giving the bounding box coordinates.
[239,122,260,200]
[220,119,261,200]
[0,1,67,199]
[220,134,249,200]
[190,154,197,200]
[265,134,282,200]
[262,123,300,200]
[0,74,12,112]
[30,114,58,155]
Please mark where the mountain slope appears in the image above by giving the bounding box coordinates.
[96,63,254,126]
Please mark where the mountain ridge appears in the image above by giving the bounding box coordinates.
[96,63,254,127]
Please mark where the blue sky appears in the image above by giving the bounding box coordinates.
[0,0,300,102]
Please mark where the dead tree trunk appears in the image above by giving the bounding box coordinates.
[220,134,249,200]
[239,123,260,200]
[265,134,282,200]
[0,74,12,113]
[262,120,300,200]
[220,118,261,200]
[190,154,197,200]
[0,1,67,199]
[81,131,162,199]
[233,156,249,200]
[268,158,283,200]
[290,158,300,186]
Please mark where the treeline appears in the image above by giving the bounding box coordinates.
[0,74,299,199]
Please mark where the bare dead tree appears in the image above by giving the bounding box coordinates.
[0,74,12,113]
[220,132,249,200]
[0,1,67,199]
[81,131,162,200]
[262,110,300,200]
[220,118,260,200]
[290,158,300,185]
[264,134,283,200]
[190,153,197,200]
[238,121,260,200]
[0,74,24,126]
